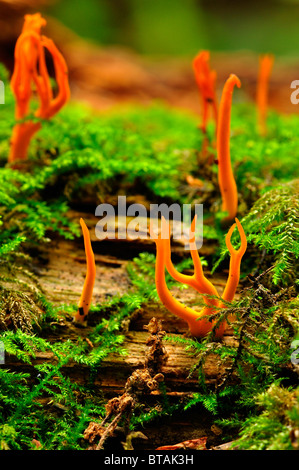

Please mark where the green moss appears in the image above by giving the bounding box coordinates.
[214,179,299,287]
[231,384,299,450]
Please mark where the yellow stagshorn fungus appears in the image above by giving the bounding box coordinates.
[217,74,241,223]
[151,216,247,338]
[257,54,274,136]
[193,50,217,134]
[9,13,70,163]
[74,218,96,323]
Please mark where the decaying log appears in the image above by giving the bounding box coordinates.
[1,212,242,450]
[5,325,237,396]
[3,210,239,400]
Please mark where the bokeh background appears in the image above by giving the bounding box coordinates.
[1,0,299,113]
[44,0,299,57]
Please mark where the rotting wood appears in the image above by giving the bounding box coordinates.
[36,210,221,305]
[2,210,240,399]
[4,326,237,398]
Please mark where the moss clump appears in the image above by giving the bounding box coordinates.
[214,179,299,287]
[0,287,42,333]
[241,179,299,286]
[232,384,299,450]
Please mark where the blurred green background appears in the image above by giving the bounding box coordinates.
[43,0,299,56]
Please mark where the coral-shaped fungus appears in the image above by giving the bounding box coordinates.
[8,13,70,163]
[257,54,274,136]
[217,74,241,222]
[74,218,96,323]
[151,216,247,338]
[193,50,217,134]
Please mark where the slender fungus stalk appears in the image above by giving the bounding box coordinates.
[74,219,96,324]
[151,216,247,338]
[257,54,274,136]
[193,50,217,134]
[217,74,241,223]
[8,13,70,163]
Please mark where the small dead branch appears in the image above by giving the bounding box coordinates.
[83,317,168,450]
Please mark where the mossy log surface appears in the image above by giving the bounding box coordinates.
[5,211,238,400]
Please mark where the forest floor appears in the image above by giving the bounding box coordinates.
[0,12,298,452]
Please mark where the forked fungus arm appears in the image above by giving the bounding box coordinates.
[8,13,70,163]
[151,216,247,338]
[193,50,217,133]
[222,218,247,303]
[152,231,216,338]
[160,216,219,308]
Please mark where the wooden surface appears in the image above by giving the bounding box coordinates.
[3,210,238,399]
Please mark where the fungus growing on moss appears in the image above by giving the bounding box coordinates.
[217,74,241,223]
[257,54,274,136]
[8,13,70,163]
[151,216,247,338]
[193,50,217,134]
[73,218,96,323]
